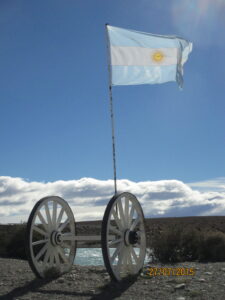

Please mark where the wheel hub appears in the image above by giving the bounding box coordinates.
[51,231,62,246]
[124,229,139,246]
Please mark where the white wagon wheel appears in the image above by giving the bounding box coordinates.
[101,192,146,281]
[26,196,76,278]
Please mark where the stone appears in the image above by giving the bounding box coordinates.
[175,283,186,289]
[176,297,186,300]
[204,272,213,275]
[198,278,206,282]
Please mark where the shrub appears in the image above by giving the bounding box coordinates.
[0,232,10,257]
[151,225,183,263]
[6,224,27,260]
[179,228,202,261]
[150,225,225,263]
[198,231,225,262]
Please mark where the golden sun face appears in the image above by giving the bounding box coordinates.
[152,51,164,63]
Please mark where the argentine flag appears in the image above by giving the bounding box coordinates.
[106,25,192,88]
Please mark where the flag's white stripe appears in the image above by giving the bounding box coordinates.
[111,46,178,66]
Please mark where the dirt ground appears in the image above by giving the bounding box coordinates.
[1,258,225,299]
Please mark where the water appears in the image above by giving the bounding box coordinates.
[74,248,151,266]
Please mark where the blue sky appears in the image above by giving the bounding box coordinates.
[1,0,225,183]
[1,1,225,223]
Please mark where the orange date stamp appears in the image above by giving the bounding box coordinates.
[146,267,196,276]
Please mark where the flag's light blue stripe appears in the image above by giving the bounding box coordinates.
[108,26,181,49]
[111,65,177,86]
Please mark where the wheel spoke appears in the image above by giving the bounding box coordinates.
[52,201,57,228]
[108,238,122,246]
[112,209,123,231]
[130,247,138,264]
[59,218,70,232]
[130,216,141,231]
[109,225,122,236]
[124,197,129,227]
[37,211,49,232]
[57,246,69,263]
[127,247,133,267]
[35,243,48,261]
[111,242,123,264]
[33,226,49,237]
[54,248,60,267]
[117,199,125,228]
[117,245,125,273]
[45,203,52,229]
[43,247,51,264]
[122,247,129,272]
[128,205,134,228]
[32,239,48,246]
[56,207,64,228]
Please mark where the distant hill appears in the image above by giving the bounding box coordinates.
[1,216,225,256]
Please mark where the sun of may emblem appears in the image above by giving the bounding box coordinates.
[152,51,164,63]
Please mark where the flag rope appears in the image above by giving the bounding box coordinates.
[105,24,117,196]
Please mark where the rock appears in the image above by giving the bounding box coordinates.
[176,297,186,300]
[175,283,186,290]
[198,278,206,282]
[204,272,213,275]
[57,278,65,284]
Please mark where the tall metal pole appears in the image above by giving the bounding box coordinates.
[105,24,117,195]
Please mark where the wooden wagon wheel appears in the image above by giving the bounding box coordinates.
[26,196,76,278]
[101,192,146,281]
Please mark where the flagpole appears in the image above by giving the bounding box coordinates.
[105,23,117,196]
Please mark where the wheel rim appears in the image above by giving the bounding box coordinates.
[102,193,146,281]
[26,196,76,278]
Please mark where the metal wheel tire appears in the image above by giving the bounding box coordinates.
[101,192,146,281]
[26,196,76,278]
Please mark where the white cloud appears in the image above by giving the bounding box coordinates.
[188,177,225,192]
[0,176,225,224]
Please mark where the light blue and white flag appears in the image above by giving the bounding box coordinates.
[106,25,192,88]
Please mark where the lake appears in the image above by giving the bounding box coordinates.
[74,248,151,266]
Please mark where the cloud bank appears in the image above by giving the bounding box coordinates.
[0,176,225,223]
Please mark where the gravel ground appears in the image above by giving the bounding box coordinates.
[1,258,225,300]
